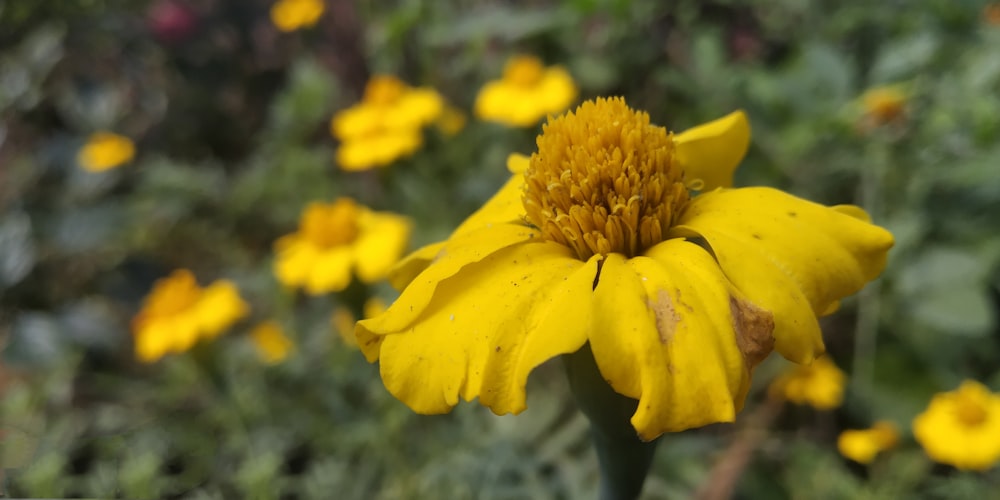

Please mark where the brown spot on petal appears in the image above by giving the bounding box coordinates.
[729,295,775,368]
[649,290,680,344]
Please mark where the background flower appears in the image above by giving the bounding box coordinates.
[270,0,324,32]
[77,132,135,172]
[913,380,1000,470]
[837,421,900,464]
[768,356,847,410]
[274,198,411,294]
[132,270,249,362]
[474,54,577,127]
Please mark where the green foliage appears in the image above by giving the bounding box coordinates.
[3,0,1000,498]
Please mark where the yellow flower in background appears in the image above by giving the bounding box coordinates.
[132,270,249,363]
[436,105,467,136]
[474,55,577,127]
[77,132,135,172]
[357,97,893,440]
[769,355,846,410]
[838,421,900,464]
[913,380,1000,470]
[331,75,444,171]
[250,321,294,364]
[270,0,324,32]
[274,198,411,294]
[859,85,908,128]
[333,297,387,348]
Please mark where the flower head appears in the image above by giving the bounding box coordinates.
[768,355,846,410]
[274,198,411,294]
[331,75,444,171]
[250,321,294,364]
[357,97,893,440]
[913,380,1000,470]
[837,421,900,464]
[133,269,249,362]
[77,132,135,172]
[858,85,908,130]
[474,55,577,127]
[270,0,324,32]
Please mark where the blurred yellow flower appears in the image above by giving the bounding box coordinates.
[270,0,324,32]
[859,85,908,128]
[913,380,1000,470]
[837,421,900,464]
[474,55,577,127]
[250,321,294,364]
[132,270,249,363]
[333,297,387,348]
[331,75,444,171]
[769,355,846,410]
[357,97,893,440]
[77,132,135,172]
[436,105,467,136]
[274,198,411,294]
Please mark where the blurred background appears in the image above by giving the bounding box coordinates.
[2,0,1000,498]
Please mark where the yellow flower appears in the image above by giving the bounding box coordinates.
[331,75,444,171]
[859,85,908,129]
[132,270,249,363]
[274,198,411,294]
[474,55,577,127]
[769,355,846,410]
[913,380,1000,470]
[77,132,135,172]
[250,321,294,364]
[837,421,900,464]
[356,97,893,440]
[333,297,387,348]
[270,0,324,32]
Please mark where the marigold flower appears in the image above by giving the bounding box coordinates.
[768,355,846,410]
[474,55,577,127]
[250,321,294,364]
[837,421,900,464]
[913,380,1000,470]
[270,0,324,32]
[331,75,444,171]
[133,269,249,362]
[859,85,908,129]
[77,132,135,172]
[356,97,893,440]
[274,198,411,294]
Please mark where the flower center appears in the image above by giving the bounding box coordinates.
[364,76,406,106]
[301,198,361,249]
[522,97,689,260]
[504,55,545,87]
[954,392,988,427]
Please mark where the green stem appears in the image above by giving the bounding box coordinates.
[563,343,660,500]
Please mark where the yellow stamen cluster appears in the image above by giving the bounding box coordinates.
[522,97,689,260]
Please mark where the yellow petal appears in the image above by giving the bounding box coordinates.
[389,241,446,290]
[387,156,528,291]
[273,237,318,289]
[369,241,593,414]
[353,212,412,283]
[330,105,382,141]
[673,187,894,363]
[589,242,771,439]
[305,247,354,294]
[452,174,527,236]
[195,280,249,336]
[673,110,750,190]
[358,223,541,360]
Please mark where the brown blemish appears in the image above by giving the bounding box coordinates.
[729,296,775,368]
[649,290,681,344]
